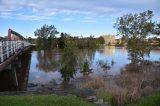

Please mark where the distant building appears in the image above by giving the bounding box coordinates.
[102,35,116,45]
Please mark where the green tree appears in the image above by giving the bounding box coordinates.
[27,37,32,43]
[114,10,155,64]
[58,33,67,49]
[114,10,154,40]
[34,24,59,49]
[96,36,105,45]
[154,23,160,35]
[60,46,78,81]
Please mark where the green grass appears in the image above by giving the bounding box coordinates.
[99,91,112,103]
[134,92,160,106]
[0,95,96,106]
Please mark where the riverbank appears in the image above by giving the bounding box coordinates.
[0,93,159,106]
[133,92,160,106]
[0,94,96,106]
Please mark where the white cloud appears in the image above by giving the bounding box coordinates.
[0,0,159,20]
[0,12,12,19]
[15,14,52,21]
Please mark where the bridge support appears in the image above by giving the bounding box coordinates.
[10,64,18,86]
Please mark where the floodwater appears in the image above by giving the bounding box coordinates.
[0,46,160,93]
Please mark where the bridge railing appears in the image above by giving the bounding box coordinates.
[0,40,30,63]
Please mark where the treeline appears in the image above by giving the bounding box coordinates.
[28,24,105,50]
[57,33,104,49]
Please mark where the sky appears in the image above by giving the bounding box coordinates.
[0,0,159,38]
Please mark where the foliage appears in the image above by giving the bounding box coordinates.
[96,36,105,45]
[127,39,151,64]
[60,46,78,81]
[0,95,96,106]
[57,33,101,49]
[34,25,103,50]
[27,37,32,43]
[114,10,154,39]
[34,24,59,49]
[153,23,160,35]
[58,33,67,49]
[81,59,91,74]
[114,10,156,64]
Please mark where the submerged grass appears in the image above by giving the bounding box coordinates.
[81,77,106,89]
[0,95,96,106]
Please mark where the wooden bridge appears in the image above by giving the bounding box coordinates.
[0,29,32,72]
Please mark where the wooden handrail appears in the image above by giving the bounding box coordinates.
[0,40,31,63]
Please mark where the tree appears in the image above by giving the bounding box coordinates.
[27,37,32,43]
[59,46,78,81]
[114,10,154,40]
[154,23,160,35]
[58,33,66,49]
[114,10,155,64]
[96,36,105,45]
[34,24,59,49]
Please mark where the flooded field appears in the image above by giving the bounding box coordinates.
[0,46,160,97]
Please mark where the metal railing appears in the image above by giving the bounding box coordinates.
[0,41,31,63]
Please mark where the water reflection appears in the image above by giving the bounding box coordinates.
[36,50,61,72]
[98,46,115,56]
[1,46,160,93]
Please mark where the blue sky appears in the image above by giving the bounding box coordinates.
[0,0,159,38]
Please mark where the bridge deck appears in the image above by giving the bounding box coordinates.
[0,41,31,72]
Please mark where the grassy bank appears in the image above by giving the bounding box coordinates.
[0,95,96,106]
[133,92,160,106]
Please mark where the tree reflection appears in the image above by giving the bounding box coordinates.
[128,39,151,65]
[59,47,96,81]
[36,50,60,72]
[77,49,96,69]
[36,48,96,81]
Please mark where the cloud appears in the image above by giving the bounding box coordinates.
[15,14,52,21]
[0,12,12,19]
[0,0,159,21]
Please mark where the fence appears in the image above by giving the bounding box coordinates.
[0,41,30,63]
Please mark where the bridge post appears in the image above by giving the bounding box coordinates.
[6,41,9,58]
[13,41,15,53]
[0,42,3,63]
[11,41,13,55]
